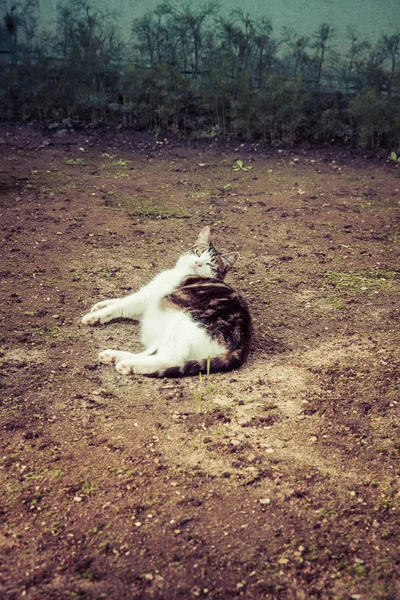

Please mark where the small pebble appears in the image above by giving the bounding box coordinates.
[259,498,271,505]
[372,519,380,529]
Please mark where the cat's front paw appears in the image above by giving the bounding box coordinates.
[82,306,115,325]
[116,360,135,376]
[82,312,101,325]
[90,299,117,313]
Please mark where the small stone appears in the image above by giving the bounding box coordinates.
[259,498,271,505]
[278,557,289,565]
[73,496,82,502]
[372,519,380,529]
[230,439,241,447]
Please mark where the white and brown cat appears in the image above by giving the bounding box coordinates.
[82,226,252,377]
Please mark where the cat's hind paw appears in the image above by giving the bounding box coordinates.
[99,350,119,364]
[116,360,135,376]
[99,350,137,365]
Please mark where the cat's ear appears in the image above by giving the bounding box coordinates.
[220,252,239,272]
[195,226,211,247]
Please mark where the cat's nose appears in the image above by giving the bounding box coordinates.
[195,260,202,267]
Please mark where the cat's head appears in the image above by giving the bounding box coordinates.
[179,226,239,280]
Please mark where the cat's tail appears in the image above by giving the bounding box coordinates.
[146,349,247,378]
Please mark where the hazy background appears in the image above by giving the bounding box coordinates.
[39,0,399,45]
[1,0,399,147]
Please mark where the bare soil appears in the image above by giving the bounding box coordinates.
[0,124,399,600]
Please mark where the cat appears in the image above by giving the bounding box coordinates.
[81,226,252,377]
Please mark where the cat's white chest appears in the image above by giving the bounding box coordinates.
[138,266,187,348]
[140,303,173,348]
[139,301,224,361]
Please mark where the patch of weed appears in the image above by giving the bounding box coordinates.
[65,158,85,166]
[323,294,344,310]
[323,269,400,293]
[257,274,282,288]
[193,357,214,413]
[111,158,131,168]
[81,479,97,495]
[112,172,130,179]
[97,267,121,279]
[233,160,253,172]
[37,325,60,336]
[389,151,400,163]
[130,197,190,220]
[32,324,80,344]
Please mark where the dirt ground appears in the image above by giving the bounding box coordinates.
[0,123,399,600]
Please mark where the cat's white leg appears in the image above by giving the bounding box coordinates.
[99,350,136,365]
[116,325,187,375]
[82,291,147,325]
[99,342,159,365]
[82,264,186,327]
[116,353,177,376]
